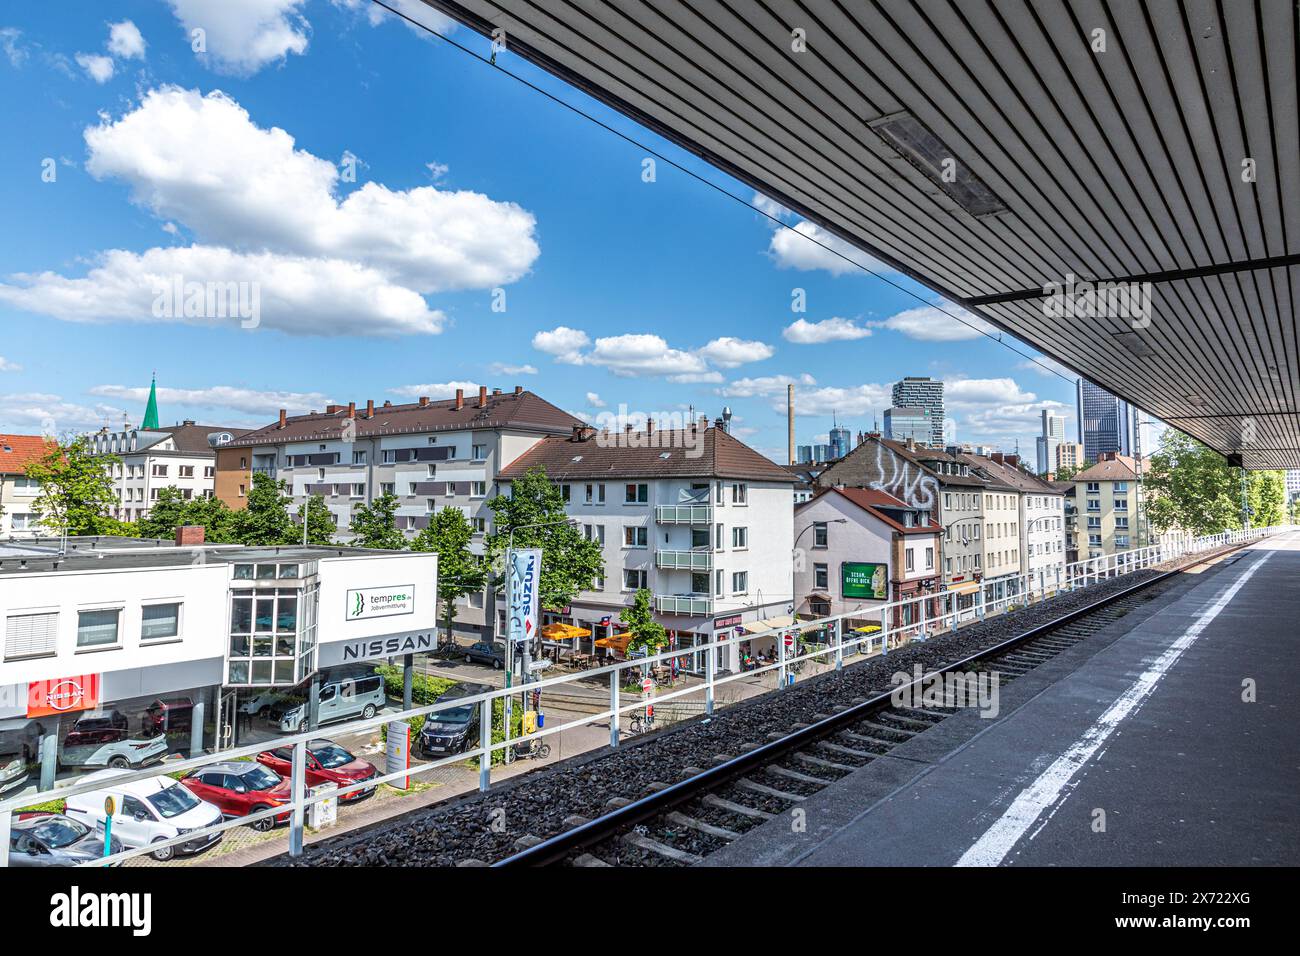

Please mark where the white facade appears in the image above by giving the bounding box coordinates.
[980,488,1023,599]
[1020,490,1067,590]
[89,426,224,523]
[0,474,42,538]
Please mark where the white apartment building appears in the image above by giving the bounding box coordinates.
[970,454,1066,593]
[217,386,581,642]
[496,421,795,675]
[88,422,249,522]
[1072,454,1145,557]
[0,435,49,538]
[0,535,435,794]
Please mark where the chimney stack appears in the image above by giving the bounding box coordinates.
[418,396,429,407]
[366,399,374,419]
[787,383,795,465]
[492,388,501,396]
[514,385,523,395]
[175,525,205,547]
[477,385,488,408]
[347,401,355,418]
[646,417,654,435]
[454,388,464,410]
[278,409,287,429]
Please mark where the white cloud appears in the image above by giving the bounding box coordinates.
[333,0,458,34]
[782,316,872,344]
[107,20,146,59]
[0,393,128,434]
[489,362,537,375]
[944,377,1037,410]
[84,88,539,293]
[532,326,590,363]
[717,373,816,398]
[165,0,309,75]
[870,304,998,342]
[0,28,28,67]
[778,383,892,417]
[697,336,774,367]
[751,192,792,220]
[391,381,482,399]
[75,52,114,83]
[767,219,890,276]
[586,392,605,408]
[89,384,332,418]
[1017,354,1076,379]
[425,161,449,182]
[0,245,445,336]
[0,356,20,372]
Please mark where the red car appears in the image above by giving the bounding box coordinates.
[256,740,379,802]
[179,761,293,831]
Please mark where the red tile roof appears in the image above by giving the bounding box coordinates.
[829,487,942,535]
[0,434,55,475]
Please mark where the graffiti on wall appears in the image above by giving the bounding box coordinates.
[867,442,940,511]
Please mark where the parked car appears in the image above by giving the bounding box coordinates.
[238,689,292,718]
[418,685,489,756]
[143,696,195,735]
[63,770,223,861]
[179,761,292,831]
[462,641,505,669]
[266,673,385,732]
[8,812,123,867]
[59,712,168,770]
[0,717,44,795]
[256,740,379,802]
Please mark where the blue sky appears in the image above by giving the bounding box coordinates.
[0,0,1090,461]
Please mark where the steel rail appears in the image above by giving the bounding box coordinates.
[492,542,1252,867]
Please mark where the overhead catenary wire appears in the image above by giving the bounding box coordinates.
[366,0,1076,387]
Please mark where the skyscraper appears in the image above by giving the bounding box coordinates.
[891,376,945,446]
[828,418,851,460]
[1076,379,1132,461]
[884,406,932,444]
[1035,408,1067,475]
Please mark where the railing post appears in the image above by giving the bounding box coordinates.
[479,698,492,790]
[0,806,10,868]
[289,738,306,857]
[917,597,927,641]
[705,638,717,714]
[881,610,890,657]
[832,618,843,671]
[609,670,621,747]
[777,626,788,687]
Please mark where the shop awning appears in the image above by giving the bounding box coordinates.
[741,616,795,635]
[541,622,591,640]
[594,631,633,651]
[948,581,981,596]
[852,624,882,633]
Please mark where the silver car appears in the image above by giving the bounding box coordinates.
[8,813,124,867]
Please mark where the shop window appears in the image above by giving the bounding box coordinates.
[141,603,180,641]
[77,608,121,649]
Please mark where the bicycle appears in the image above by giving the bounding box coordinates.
[628,711,656,735]
[512,738,551,760]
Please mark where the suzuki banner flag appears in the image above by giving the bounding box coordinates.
[507,548,542,647]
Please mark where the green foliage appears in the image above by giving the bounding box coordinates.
[620,588,667,656]
[1054,460,1093,482]
[1145,431,1284,535]
[136,486,240,542]
[349,492,406,550]
[411,506,488,643]
[233,472,297,546]
[373,664,457,707]
[25,436,120,536]
[17,798,65,815]
[296,494,336,545]
[485,466,604,610]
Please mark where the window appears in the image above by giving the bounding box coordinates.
[813,522,828,547]
[1114,498,1129,511]
[352,450,367,465]
[925,547,934,570]
[77,608,121,649]
[177,465,193,479]
[472,444,488,461]
[427,464,438,478]
[5,612,57,660]
[560,484,571,502]
[584,483,605,504]
[381,482,395,496]
[1113,482,1128,492]
[905,549,915,572]
[1086,482,1100,493]
[814,563,828,589]
[472,517,488,534]
[470,481,487,497]
[1087,498,1101,512]
[731,526,748,549]
[731,571,748,593]
[204,466,215,478]
[382,450,397,464]
[623,526,648,547]
[623,569,647,590]
[715,569,724,596]
[625,483,648,503]
[141,603,181,641]
[351,484,365,498]
[715,522,724,549]
[151,464,167,477]
[584,523,605,544]
[731,483,748,504]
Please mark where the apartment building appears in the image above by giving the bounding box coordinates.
[88,422,249,522]
[1056,441,1085,472]
[0,534,435,792]
[215,386,580,642]
[891,376,945,446]
[793,487,942,628]
[0,434,51,538]
[495,420,794,675]
[1073,453,1144,558]
[969,454,1067,593]
[817,436,995,618]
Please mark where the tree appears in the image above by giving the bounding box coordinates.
[296,495,336,545]
[349,492,406,550]
[1145,431,1286,535]
[233,472,297,546]
[411,506,488,644]
[1246,470,1285,528]
[620,588,667,657]
[485,466,604,611]
[181,493,239,543]
[24,436,120,536]
[136,486,190,539]
[1054,460,1094,482]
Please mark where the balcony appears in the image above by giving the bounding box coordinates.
[655,549,713,571]
[655,503,712,524]
[654,594,714,615]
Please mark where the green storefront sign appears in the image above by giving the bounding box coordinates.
[841,562,887,600]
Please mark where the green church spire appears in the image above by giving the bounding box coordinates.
[141,373,160,430]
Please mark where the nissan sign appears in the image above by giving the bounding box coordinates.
[346,585,415,621]
[507,548,542,646]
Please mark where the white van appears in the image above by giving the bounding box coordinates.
[267,673,386,733]
[63,769,224,862]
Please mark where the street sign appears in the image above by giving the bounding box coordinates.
[641,677,653,694]
[385,720,410,790]
[527,660,551,673]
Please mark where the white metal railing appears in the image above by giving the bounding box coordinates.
[0,524,1287,868]
[654,504,712,524]
[654,593,714,614]
[655,549,713,571]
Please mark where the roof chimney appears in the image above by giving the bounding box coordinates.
[514,385,523,395]
[278,409,287,429]
[454,388,464,410]
[646,417,654,435]
[492,388,501,395]
[477,386,487,408]
[699,415,708,430]
[418,396,430,407]
[366,399,374,419]
[347,401,356,418]
[175,525,205,547]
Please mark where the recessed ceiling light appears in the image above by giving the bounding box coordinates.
[868,111,1008,218]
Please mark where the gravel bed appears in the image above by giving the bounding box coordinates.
[267,556,1210,867]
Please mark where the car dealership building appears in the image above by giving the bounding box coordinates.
[0,534,436,792]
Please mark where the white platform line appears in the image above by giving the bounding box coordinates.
[955,551,1272,867]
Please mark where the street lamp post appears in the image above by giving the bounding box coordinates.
[788,519,846,689]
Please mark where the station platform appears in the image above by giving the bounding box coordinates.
[709,534,1300,867]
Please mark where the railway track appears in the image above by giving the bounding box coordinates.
[491,556,1235,868]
